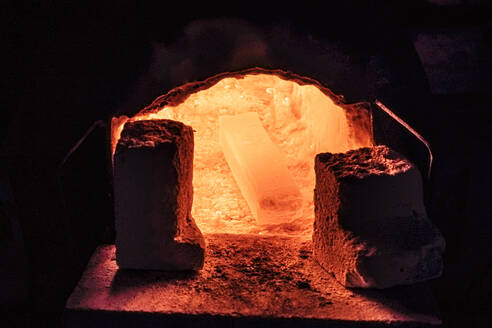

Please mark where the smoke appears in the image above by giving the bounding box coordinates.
[116,18,271,116]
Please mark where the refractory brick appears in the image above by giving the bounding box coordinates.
[313,145,445,288]
[113,119,205,271]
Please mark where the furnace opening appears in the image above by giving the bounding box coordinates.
[112,69,374,238]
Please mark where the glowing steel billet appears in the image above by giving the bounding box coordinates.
[219,112,302,225]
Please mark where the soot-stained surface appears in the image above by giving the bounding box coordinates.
[66,234,441,327]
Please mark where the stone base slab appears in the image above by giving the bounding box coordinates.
[65,234,442,327]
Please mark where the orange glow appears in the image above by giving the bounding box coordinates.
[219,112,303,225]
[112,71,374,238]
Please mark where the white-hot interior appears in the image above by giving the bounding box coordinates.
[114,74,373,238]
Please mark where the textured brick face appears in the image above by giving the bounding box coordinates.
[313,146,445,288]
[114,119,204,271]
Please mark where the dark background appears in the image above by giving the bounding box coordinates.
[2,0,491,327]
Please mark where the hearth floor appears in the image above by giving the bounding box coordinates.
[65,234,441,327]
